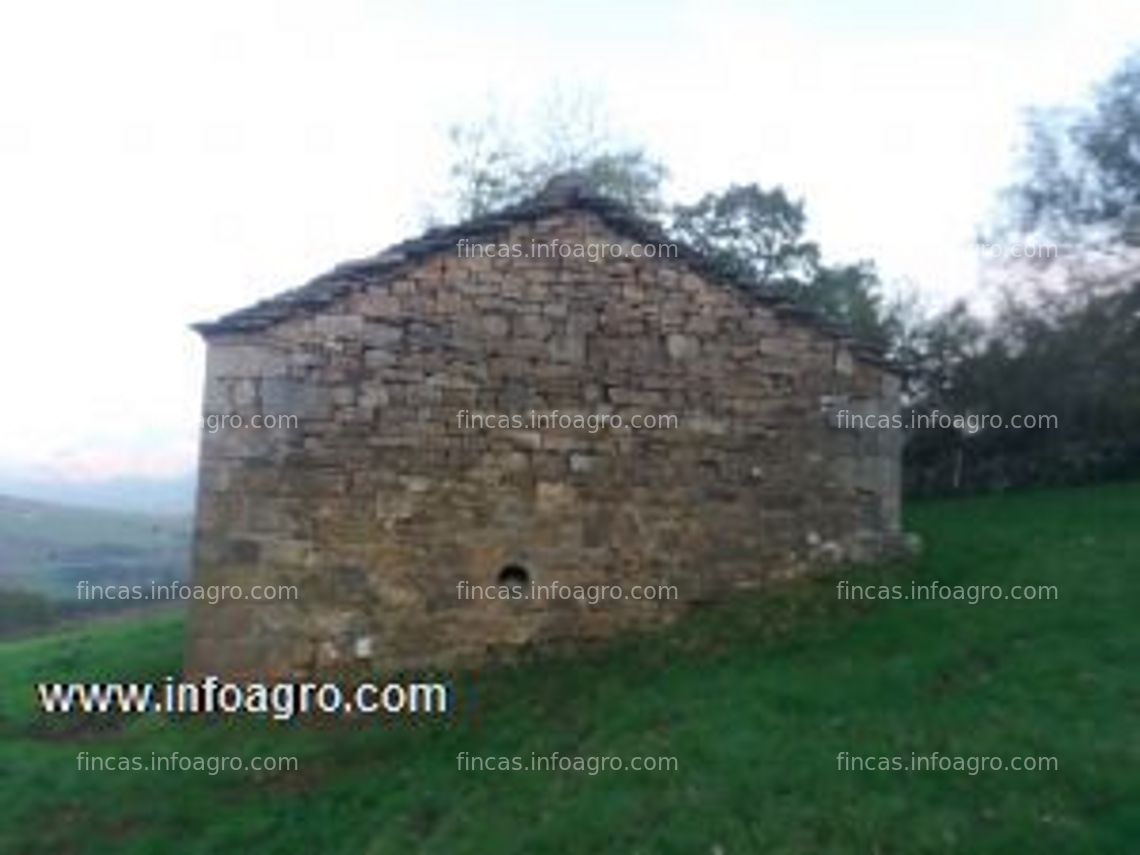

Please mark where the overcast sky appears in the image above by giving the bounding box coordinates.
[2,0,1138,485]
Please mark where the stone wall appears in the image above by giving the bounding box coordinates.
[186,209,902,678]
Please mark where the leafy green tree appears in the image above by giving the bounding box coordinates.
[1003,50,1140,248]
[898,49,1140,494]
[671,185,899,343]
[670,184,820,289]
[445,101,666,220]
[902,277,1140,494]
[446,109,895,346]
[797,261,889,346]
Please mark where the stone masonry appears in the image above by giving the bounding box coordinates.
[185,176,904,678]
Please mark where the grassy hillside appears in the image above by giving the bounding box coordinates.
[0,483,1136,853]
[0,495,189,630]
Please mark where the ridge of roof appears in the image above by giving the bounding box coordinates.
[193,173,893,368]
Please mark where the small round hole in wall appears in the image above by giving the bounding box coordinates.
[497,564,530,590]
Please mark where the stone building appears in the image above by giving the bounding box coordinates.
[186,175,904,678]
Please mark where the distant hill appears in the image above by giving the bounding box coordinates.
[0,494,191,606]
[0,473,196,515]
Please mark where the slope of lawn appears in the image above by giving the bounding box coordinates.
[0,494,189,593]
[0,482,1136,854]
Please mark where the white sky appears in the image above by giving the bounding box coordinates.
[2,0,1138,483]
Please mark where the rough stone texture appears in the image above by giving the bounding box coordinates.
[186,201,905,679]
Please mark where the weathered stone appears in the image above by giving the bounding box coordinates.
[208,343,290,379]
[666,333,700,360]
[568,452,598,474]
[361,322,403,348]
[186,196,905,680]
[483,314,510,337]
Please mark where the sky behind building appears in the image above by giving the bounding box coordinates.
[1,0,1138,486]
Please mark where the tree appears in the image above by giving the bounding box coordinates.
[903,48,1140,495]
[1002,50,1140,249]
[799,261,889,346]
[900,274,1140,495]
[671,185,899,344]
[444,104,896,347]
[444,96,666,220]
[670,184,819,289]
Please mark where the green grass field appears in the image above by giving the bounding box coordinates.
[1,483,1136,853]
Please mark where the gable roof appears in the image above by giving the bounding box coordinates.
[193,173,892,367]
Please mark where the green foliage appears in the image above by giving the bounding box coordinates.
[446,113,894,346]
[796,260,890,346]
[1,483,1137,853]
[906,48,1140,494]
[671,184,897,343]
[1003,50,1140,246]
[901,281,1140,494]
[670,184,820,288]
[446,114,667,220]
